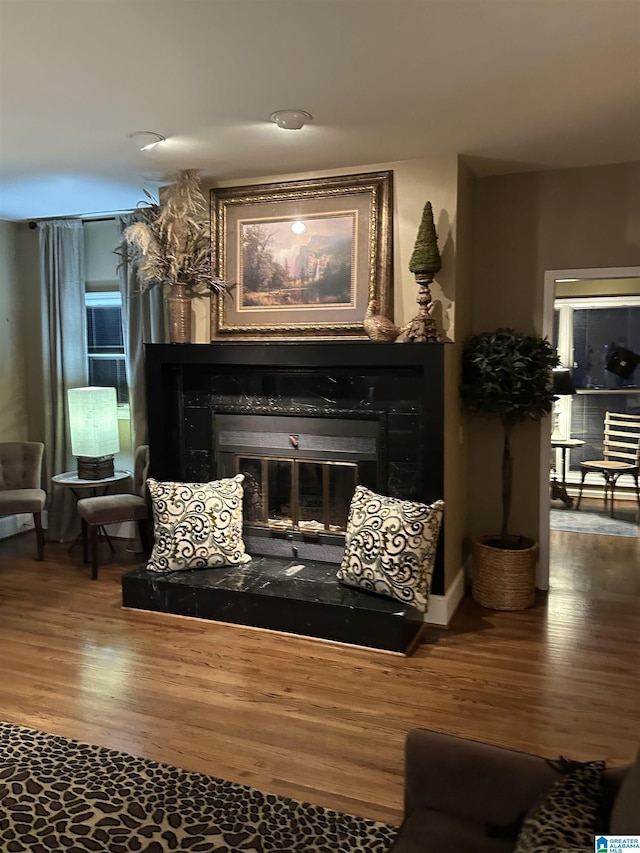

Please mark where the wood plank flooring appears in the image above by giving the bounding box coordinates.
[0,527,638,826]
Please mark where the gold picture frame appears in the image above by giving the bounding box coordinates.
[210,171,393,339]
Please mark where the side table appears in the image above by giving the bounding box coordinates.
[51,470,131,551]
[550,438,585,509]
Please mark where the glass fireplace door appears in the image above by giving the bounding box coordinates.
[237,455,357,534]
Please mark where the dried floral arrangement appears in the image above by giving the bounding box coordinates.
[121,170,226,296]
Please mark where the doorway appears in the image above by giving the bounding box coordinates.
[538,266,640,590]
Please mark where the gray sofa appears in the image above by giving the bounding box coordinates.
[391,728,638,852]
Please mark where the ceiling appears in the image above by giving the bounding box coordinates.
[1,0,639,221]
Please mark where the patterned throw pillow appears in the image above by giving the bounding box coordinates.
[336,485,444,612]
[514,764,603,852]
[146,475,251,572]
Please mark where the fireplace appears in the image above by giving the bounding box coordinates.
[143,341,444,580]
[122,341,445,653]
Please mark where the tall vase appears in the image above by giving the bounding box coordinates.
[166,285,192,344]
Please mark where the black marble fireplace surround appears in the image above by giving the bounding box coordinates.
[122,341,444,654]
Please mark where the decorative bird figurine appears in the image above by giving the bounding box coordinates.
[363,299,403,342]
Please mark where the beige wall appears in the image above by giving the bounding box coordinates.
[85,218,120,288]
[468,161,640,543]
[440,158,475,586]
[17,224,45,444]
[0,220,29,440]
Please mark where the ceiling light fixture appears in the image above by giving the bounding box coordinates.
[128,131,166,151]
[270,109,313,130]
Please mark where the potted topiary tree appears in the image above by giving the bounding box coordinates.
[460,328,559,610]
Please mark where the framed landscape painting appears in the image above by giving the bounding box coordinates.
[210,171,393,339]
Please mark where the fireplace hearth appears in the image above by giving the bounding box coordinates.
[123,341,445,653]
[122,556,426,653]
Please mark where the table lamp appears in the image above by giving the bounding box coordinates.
[68,387,120,479]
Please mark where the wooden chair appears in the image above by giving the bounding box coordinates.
[0,441,47,561]
[77,445,151,579]
[576,412,640,518]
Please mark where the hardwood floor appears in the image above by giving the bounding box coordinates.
[0,528,638,826]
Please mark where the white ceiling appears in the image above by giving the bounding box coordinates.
[1,0,639,221]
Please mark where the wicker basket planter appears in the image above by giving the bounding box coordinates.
[472,535,538,611]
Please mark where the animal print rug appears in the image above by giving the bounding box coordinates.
[0,722,398,852]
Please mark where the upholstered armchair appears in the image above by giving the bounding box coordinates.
[0,441,47,561]
[391,728,636,852]
[76,445,151,579]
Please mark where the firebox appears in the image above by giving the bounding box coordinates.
[215,413,379,561]
[144,341,445,592]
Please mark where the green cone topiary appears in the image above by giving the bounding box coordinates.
[409,201,441,275]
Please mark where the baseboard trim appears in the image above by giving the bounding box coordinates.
[0,515,32,539]
[0,511,50,540]
[424,568,466,626]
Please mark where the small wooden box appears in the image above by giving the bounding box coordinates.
[77,456,115,480]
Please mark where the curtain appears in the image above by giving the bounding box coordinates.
[39,219,87,541]
[117,214,165,452]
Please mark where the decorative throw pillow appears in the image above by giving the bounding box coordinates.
[514,763,603,852]
[336,485,444,612]
[146,475,251,572]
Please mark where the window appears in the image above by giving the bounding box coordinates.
[85,291,128,404]
[571,305,640,390]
